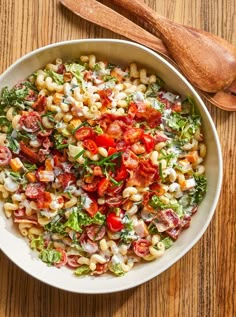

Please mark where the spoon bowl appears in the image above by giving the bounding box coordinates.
[110,0,236,93]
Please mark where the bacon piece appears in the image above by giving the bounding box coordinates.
[155,209,181,232]
[20,141,39,163]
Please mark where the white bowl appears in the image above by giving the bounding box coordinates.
[0,39,222,293]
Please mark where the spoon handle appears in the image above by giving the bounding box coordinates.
[59,0,169,56]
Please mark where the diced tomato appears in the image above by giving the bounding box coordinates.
[141,134,155,153]
[107,147,117,156]
[98,178,110,196]
[20,141,39,163]
[0,146,12,166]
[84,199,98,217]
[95,134,115,148]
[58,172,76,189]
[124,128,143,144]
[19,111,41,133]
[54,248,67,268]
[122,150,139,170]
[74,126,94,141]
[106,211,124,232]
[32,95,47,112]
[93,263,108,275]
[133,239,151,257]
[115,164,128,181]
[85,224,106,241]
[83,139,98,155]
[25,183,45,199]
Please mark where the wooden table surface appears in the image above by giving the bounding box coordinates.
[0,0,235,316]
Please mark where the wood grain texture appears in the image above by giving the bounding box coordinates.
[0,0,235,316]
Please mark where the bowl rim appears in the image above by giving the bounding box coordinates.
[0,38,223,293]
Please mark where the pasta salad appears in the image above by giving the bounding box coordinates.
[0,55,207,276]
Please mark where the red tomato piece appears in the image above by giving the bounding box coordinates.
[0,146,12,166]
[20,141,39,163]
[115,164,128,181]
[94,134,115,148]
[116,140,126,151]
[19,111,41,133]
[133,239,151,257]
[107,147,117,156]
[83,139,98,155]
[98,178,110,196]
[106,211,124,232]
[123,128,143,144]
[58,172,76,189]
[84,199,98,217]
[141,134,155,153]
[74,126,93,141]
[122,150,139,170]
[93,263,108,275]
[66,255,80,268]
[25,183,45,199]
[54,248,67,268]
[85,224,106,241]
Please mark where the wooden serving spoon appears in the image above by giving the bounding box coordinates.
[59,0,236,110]
[109,0,236,94]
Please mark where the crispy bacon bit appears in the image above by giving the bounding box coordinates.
[57,64,66,74]
[156,209,181,232]
[32,95,47,112]
[20,141,39,163]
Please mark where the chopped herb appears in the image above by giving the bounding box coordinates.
[74,149,85,160]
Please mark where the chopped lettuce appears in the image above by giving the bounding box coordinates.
[65,63,85,82]
[74,265,91,276]
[64,209,105,233]
[30,235,44,251]
[45,70,64,85]
[189,175,207,204]
[39,249,62,265]
[109,263,125,276]
[161,237,174,249]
